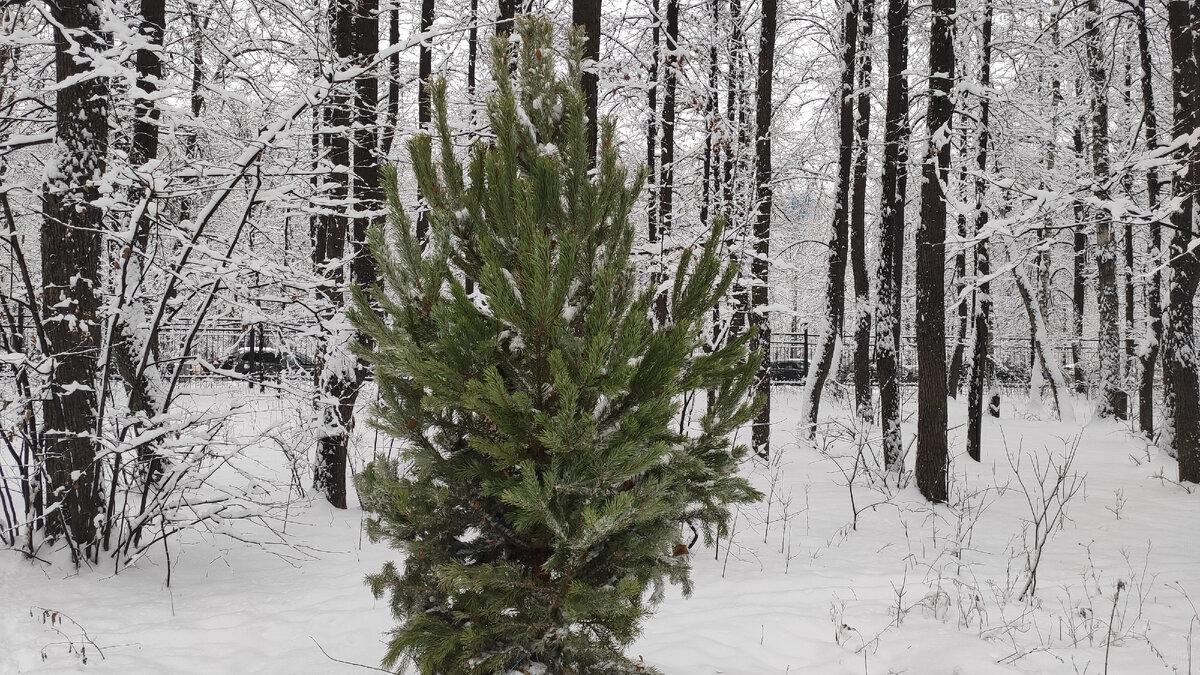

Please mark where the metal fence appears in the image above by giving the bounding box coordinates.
[768,330,1102,388]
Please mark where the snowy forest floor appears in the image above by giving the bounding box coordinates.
[3,383,1199,674]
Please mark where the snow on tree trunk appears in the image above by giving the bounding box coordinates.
[1166,0,1200,482]
[802,0,857,439]
[40,0,110,556]
[751,0,776,457]
[1135,0,1163,439]
[915,0,954,503]
[850,0,875,421]
[1087,0,1123,419]
[875,0,909,471]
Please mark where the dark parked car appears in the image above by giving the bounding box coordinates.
[214,347,314,377]
[770,359,809,384]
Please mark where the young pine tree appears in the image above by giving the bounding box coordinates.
[350,17,761,674]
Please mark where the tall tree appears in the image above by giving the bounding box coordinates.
[915,0,954,502]
[40,0,111,553]
[751,0,776,456]
[1087,0,1122,418]
[110,0,167,478]
[1166,0,1200,482]
[850,0,875,419]
[875,0,909,470]
[655,0,678,323]
[803,0,858,437]
[966,0,992,462]
[1135,0,1163,438]
[312,0,355,509]
[646,0,660,298]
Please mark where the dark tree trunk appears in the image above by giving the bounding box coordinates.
[751,0,776,457]
[41,0,110,554]
[416,0,435,241]
[726,0,751,337]
[382,6,401,157]
[1071,112,1087,391]
[915,0,954,503]
[803,0,858,437]
[947,208,967,397]
[1135,0,1162,438]
[497,0,517,36]
[875,0,909,470]
[966,0,992,463]
[850,0,875,419]
[573,0,601,162]
[313,0,355,510]
[1166,0,1200,482]
[700,0,718,230]
[646,0,659,289]
[655,0,677,325]
[110,0,166,480]
[1087,0,1122,418]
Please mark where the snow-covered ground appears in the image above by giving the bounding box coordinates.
[4,385,1198,674]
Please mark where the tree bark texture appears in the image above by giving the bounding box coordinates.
[573,0,601,162]
[803,0,857,437]
[875,0,909,470]
[915,0,954,503]
[1135,0,1163,438]
[1166,0,1200,482]
[1087,0,1122,418]
[752,0,776,457]
[966,0,992,463]
[851,0,875,420]
[41,0,110,552]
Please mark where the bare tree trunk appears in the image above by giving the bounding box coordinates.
[727,0,751,337]
[313,0,355,510]
[966,0,992,463]
[573,0,601,162]
[751,0,776,457]
[110,0,167,482]
[1013,269,1071,422]
[1134,0,1163,439]
[1087,0,1123,419]
[655,0,678,325]
[700,0,718,231]
[875,0,909,470]
[850,0,875,420]
[382,5,401,157]
[915,0,954,503]
[41,0,110,555]
[497,0,517,36]
[646,0,659,300]
[802,0,857,437]
[416,0,434,240]
[1166,0,1200,482]
[1071,111,1087,391]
